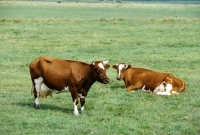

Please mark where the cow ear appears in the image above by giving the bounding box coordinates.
[104,64,110,70]
[112,64,118,69]
[125,64,131,69]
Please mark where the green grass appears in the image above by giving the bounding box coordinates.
[0,1,200,134]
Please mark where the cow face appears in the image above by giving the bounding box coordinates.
[92,61,110,84]
[112,63,131,80]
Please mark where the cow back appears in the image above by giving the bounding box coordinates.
[30,56,92,90]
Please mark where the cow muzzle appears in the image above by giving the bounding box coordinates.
[103,78,110,84]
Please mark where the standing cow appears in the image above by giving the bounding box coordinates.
[29,56,110,115]
[112,63,187,95]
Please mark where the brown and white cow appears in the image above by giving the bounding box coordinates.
[112,63,187,95]
[29,56,110,115]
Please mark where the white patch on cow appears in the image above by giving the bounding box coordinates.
[35,97,39,105]
[34,77,43,93]
[98,63,104,70]
[166,84,172,92]
[141,85,146,91]
[54,86,69,93]
[64,86,69,91]
[156,84,172,95]
[141,85,151,92]
[35,77,69,95]
[117,64,125,79]
[34,77,43,100]
[81,106,85,113]
[40,83,50,92]
[34,76,43,82]
[172,91,179,95]
[73,99,79,115]
[79,94,85,98]
[118,64,125,71]
[141,85,151,93]
[146,90,151,93]
[154,81,165,93]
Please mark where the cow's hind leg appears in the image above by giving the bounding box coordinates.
[34,77,43,108]
[156,78,173,95]
[31,83,38,108]
[127,84,141,92]
[32,84,40,108]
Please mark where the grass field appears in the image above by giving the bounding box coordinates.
[0,1,200,134]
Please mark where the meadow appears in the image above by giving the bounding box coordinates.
[0,1,200,134]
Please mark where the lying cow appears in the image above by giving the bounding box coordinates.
[112,63,187,95]
[29,56,110,115]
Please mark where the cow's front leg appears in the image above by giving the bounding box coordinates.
[79,94,86,114]
[127,85,138,92]
[73,99,79,115]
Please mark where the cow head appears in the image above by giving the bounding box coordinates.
[91,60,110,84]
[112,63,131,80]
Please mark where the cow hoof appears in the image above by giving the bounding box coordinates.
[34,103,40,109]
[74,113,79,116]
[81,110,86,114]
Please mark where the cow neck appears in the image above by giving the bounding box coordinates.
[122,69,131,87]
[123,69,129,81]
[86,65,96,84]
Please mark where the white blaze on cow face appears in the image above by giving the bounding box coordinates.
[98,62,105,70]
[117,64,125,80]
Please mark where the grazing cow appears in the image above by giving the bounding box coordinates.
[29,56,110,115]
[112,63,187,95]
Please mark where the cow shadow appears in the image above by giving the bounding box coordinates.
[110,85,125,91]
[14,102,73,114]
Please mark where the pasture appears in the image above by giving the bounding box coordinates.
[0,1,200,134]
